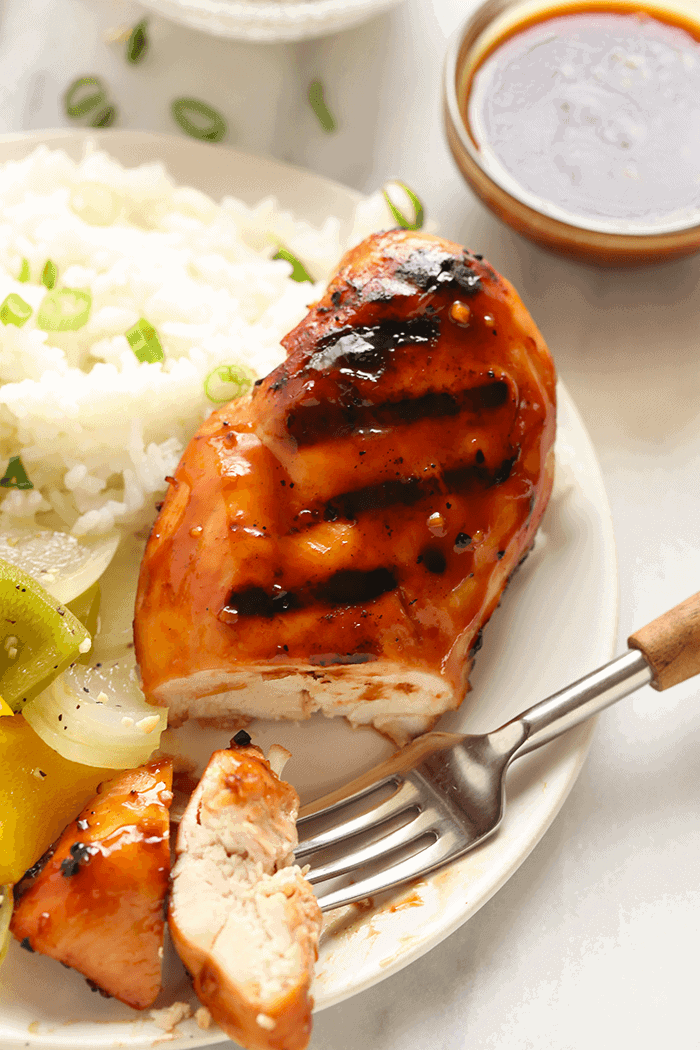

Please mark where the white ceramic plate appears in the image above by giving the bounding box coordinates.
[0,130,618,1050]
[140,0,406,42]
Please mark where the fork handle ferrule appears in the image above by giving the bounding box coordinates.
[628,590,700,690]
[513,648,652,757]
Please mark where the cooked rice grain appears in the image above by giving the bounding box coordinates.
[0,146,394,536]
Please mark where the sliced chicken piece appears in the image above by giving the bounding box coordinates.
[10,760,172,1010]
[168,738,321,1050]
[135,230,556,743]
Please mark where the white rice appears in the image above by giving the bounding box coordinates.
[0,145,396,537]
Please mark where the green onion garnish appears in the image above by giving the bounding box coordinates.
[126,19,149,64]
[126,319,164,364]
[204,364,253,404]
[308,80,337,133]
[42,260,58,290]
[0,456,33,490]
[0,294,32,328]
[273,247,313,284]
[90,105,117,128]
[18,259,30,283]
[64,76,107,119]
[382,181,425,231]
[37,289,92,332]
[171,99,227,143]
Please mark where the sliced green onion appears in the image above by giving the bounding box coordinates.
[90,104,117,129]
[308,80,337,132]
[126,19,149,64]
[64,76,107,119]
[42,260,58,290]
[18,258,30,283]
[382,180,425,231]
[204,364,254,404]
[171,98,227,143]
[0,885,12,970]
[273,247,314,284]
[126,318,164,364]
[0,457,33,491]
[37,289,91,332]
[0,294,32,328]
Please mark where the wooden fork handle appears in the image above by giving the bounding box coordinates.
[628,590,700,690]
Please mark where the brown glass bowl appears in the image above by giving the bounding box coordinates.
[443,0,700,266]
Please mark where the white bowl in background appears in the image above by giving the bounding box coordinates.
[140,0,406,42]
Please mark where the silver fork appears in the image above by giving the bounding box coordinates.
[297,590,700,911]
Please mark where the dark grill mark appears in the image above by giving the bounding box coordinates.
[445,454,515,494]
[421,547,447,574]
[454,532,471,551]
[287,380,509,446]
[232,729,252,747]
[493,456,516,485]
[302,452,513,530]
[305,317,438,380]
[223,587,300,620]
[326,476,436,521]
[221,568,397,622]
[316,567,397,606]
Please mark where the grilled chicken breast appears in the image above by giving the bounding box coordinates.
[135,230,556,743]
[168,739,321,1050]
[10,760,172,1009]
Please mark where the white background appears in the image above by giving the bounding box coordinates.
[1,0,699,1046]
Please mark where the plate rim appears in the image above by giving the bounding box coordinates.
[0,128,619,1048]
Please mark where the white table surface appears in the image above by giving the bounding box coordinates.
[1,0,699,1047]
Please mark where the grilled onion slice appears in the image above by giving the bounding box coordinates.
[22,656,166,769]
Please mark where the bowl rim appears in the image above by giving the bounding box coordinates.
[442,0,700,259]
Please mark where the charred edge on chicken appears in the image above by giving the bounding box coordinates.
[231,729,253,747]
[86,978,112,998]
[60,841,96,878]
[13,843,57,900]
[394,249,482,296]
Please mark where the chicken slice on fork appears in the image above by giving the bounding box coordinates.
[168,737,322,1050]
[135,230,556,743]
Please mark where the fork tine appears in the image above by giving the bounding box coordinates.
[305,806,438,884]
[297,773,400,828]
[295,778,421,857]
[314,826,469,912]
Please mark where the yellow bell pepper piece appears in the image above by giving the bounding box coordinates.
[0,696,12,717]
[0,714,110,885]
